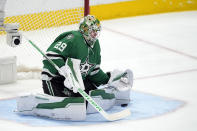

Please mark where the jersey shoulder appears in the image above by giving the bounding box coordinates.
[46,31,84,54]
[53,30,82,43]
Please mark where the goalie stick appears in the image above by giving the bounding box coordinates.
[23,35,131,121]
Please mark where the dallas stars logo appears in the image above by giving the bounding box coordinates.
[80,57,95,76]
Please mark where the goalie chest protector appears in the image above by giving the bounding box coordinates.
[0,56,17,84]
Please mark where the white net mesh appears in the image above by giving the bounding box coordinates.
[0,0,85,79]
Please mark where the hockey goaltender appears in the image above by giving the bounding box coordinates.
[17,15,133,121]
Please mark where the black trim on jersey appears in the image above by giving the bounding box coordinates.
[41,71,54,78]
[46,53,67,62]
[92,67,100,71]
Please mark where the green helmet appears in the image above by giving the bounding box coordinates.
[79,15,101,47]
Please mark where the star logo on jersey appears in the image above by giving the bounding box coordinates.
[80,57,95,76]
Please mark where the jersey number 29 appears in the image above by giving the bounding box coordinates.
[54,42,67,52]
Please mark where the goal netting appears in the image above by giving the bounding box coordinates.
[0,0,88,80]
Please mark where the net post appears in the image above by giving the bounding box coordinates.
[84,0,90,16]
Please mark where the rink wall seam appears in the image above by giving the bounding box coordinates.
[0,0,197,35]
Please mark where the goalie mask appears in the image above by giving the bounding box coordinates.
[79,15,101,47]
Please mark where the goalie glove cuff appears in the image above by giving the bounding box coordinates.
[59,58,85,93]
[108,69,133,91]
[60,65,73,90]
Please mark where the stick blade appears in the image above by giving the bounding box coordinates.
[105,109,131,121]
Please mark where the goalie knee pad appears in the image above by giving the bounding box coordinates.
[87,89,115,114]
[104,86,131,106]
[114,87,131,106]
[17,93,86,121]
[106,69,133,106]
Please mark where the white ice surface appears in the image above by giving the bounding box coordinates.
[0,11,197,131]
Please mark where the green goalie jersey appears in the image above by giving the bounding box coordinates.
[42,30,109,86]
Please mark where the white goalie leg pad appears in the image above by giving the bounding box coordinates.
[112,87,131,106]
[99,85,131,106]
[87,89,115,114]
[17,93,86,121]
[104,69,133,106]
